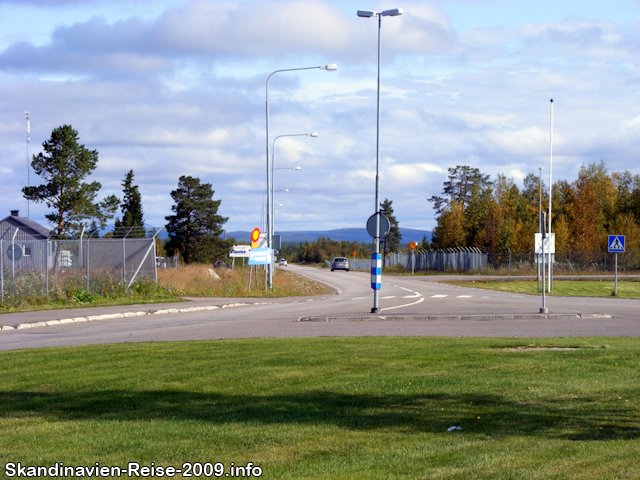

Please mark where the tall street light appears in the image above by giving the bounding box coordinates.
[266,66,336,288]
[357,7,403,313]
[271,133,317,272]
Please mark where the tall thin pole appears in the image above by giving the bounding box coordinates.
[538,166,542,292]
[265,65,334,289]
[372,14,382,313]
[548,99,553,292]
[25,112,30,218]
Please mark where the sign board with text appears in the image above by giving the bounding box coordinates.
[230,245,251,258]
[248,248,272,265]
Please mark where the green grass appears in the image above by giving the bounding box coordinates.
[1,337,638,479]
[444,280,640,299]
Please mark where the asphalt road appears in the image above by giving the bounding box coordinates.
[0,265,638,351]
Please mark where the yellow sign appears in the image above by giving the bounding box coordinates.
[251,228,260,248]
[409,241,417,250]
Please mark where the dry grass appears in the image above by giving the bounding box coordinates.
[157,264,332,298]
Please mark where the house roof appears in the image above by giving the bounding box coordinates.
[0,214,50,238]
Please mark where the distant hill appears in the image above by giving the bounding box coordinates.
[225,228,432,244]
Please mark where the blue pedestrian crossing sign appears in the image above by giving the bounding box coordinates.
[608,235,625,253]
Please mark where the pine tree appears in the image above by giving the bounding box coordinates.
[165,176,230,264]
[380,198,402,265]
[22,125,119,236]
[114,170,145,237]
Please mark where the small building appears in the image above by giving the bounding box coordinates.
[0,210,50,269]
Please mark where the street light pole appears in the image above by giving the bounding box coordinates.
[270,132,317,284]
[266,66,336,289]
[357,8,403,313]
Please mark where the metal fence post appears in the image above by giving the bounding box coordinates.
[11,228,19,281]
[1,239,3,303]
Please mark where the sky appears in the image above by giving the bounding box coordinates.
[1,0,639,236]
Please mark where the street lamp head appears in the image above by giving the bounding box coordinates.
[283,189,289,192]
[294,167,302,170]
[320,64,338,71]
[357,10,376,17]
[309,132,319,137]
[381,8,403,16]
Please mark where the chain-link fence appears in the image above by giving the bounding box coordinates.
[333,250,640,274]
[1,237,158,303]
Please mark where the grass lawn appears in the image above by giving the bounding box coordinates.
[445,280,640,299]
[1,337,638,479]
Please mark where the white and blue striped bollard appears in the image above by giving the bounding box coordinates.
[371,253,382,290]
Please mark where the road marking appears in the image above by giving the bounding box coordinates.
[457,295,472,298]
[381,296,397,299]
[380,297,425,311]
[402,293,423,298]
[397,286,413,292]
[352,297,368,300]
[431,295,448,298]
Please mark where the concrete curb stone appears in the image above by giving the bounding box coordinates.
[0,301,259,333]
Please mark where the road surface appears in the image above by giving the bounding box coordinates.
[0,265,638,351]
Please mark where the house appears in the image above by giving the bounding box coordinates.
[0,210,50,268]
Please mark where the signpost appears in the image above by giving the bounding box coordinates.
[608,235,625,295]
[409,241,417,275]
[534,232,555,292]
[366,213,390,307]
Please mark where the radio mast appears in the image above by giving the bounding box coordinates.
[25,111,30,218]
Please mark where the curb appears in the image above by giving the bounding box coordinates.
[298,313,612,322]
[0,302,272,332]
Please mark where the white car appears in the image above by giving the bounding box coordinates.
[279,258,288,266]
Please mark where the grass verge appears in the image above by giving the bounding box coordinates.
[444,279,640,299]
[1,337,638,479]
[1,266,331,314]
[156,265,332,298]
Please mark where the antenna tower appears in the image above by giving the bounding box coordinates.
[25,111,30,218]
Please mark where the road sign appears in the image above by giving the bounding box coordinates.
[251,228,260,248]
[608,235,625,253]
[366,213,390,238]
[534,233,555,254]
[409,241,417,250]
[230,245,251,258]
[352,251,357,257]
[248,248,272,265]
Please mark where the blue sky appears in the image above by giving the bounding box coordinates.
[1,0,638,235]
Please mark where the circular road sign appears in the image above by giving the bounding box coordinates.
[251,228,260,243]
[366,213,390,239]
[409,241,417,250]
[352,251,357,257]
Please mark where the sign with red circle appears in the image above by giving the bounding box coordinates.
[251,228,260,243]
[352,251,357,257]
[409,241,417,250]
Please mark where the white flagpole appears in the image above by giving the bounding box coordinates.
[548,99,553,293]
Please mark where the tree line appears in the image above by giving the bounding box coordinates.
[429,163,640,253]
[23,125,231,263]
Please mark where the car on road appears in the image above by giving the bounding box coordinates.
[331,257,349,272]
[279,258,288,266]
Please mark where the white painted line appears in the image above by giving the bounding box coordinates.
[402,293,423,298]
[398,286,413,292]
[457,295,472,298]
[380,297,425,312]
[431,295,448,298]
[381,296,397,299]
